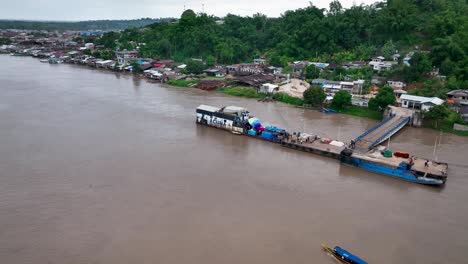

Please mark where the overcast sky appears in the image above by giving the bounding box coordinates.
[0,0,379,21]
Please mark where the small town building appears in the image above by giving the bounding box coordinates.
[290,61,307,74]
[352,97,369,107]
[311,79,327,87]
[96,60,114,68]
[369,57,397,71]
[340,81,354,93]
[352,80,365,95]
[253,58,266,65]
[265,66,282,74]
[387,80,407,90]
[115,50,138,64]
[323,81,342,94]
[238,63,264,74]
[204,68,226,77]
[139,62,153,71]
[342,61,367,69]
[446,90,468,102]
[400,94,444,111]
[84,43,94,50]
[371,76,386,85]
[259,83,279,94]
[226,64,239,73]
[309,62,330,69]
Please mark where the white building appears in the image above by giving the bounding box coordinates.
[253,58,266,65]
[259,83,279,94]
[96,60,114,68]
[115,50,138,64]
[84,43,94,50]
[369,57,397,71]
[387,80,406,90]
[400,94,444,111]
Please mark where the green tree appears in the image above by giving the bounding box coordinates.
[424,104,450,128]
[0,37,11,45]
[368,86,396,111]
[381,40,397,60]
[98,31,120,49]
[304,65,320,80]
[303,86,326,106]
[100,50,115,60]
[186,59,207,74]
[329,0,343,16]
[130,62,142,74]
[331,90,352,109]
[403,52,432,82]
[206,55,215,67]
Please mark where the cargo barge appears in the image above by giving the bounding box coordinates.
[196,105,448,186]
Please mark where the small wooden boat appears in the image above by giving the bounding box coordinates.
[321,244,368,264]
[321,107,337,113]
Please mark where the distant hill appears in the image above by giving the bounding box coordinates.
[0,18,173,31]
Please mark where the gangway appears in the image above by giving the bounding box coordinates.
[353,114,411,151]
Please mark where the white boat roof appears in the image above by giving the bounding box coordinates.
[223,106,248,113]
[197,105,220,112]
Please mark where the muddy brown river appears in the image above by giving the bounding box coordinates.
[1,55,467,264]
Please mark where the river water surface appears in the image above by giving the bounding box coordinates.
[1,55,468,264]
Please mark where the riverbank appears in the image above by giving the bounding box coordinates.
[16,54,467,136]
[166,79,468,136]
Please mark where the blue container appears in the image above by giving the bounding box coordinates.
[334,247,368,264]
[260,131,273,141]
[248,129,257,136]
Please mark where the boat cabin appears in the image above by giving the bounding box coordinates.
[196,105,250,133]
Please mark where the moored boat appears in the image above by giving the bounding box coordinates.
[341,148,447,185]
[321,244,368,264]
[321,107,337,113]
[196,105,250,134]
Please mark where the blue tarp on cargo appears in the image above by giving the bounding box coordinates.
[260,131,273,141]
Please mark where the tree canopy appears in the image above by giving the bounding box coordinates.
[22,0,465,91]
[331,90,352,110]
[303,86,326,106]
[0,18,167,31]
[185,59,207,74]
[424,104,450,128]
[369,86,396,111]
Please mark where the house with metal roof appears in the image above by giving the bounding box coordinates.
[400,94,444,111]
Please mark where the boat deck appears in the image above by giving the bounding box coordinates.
[352,150,448,176]
[281,138,345,159]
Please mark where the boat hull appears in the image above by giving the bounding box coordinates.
[350,157,444,186]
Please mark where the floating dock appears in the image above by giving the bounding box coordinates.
[196,105,448,186]
[280,138,345,159]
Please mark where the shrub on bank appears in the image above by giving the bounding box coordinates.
[167,79,198,87]
[222,87,267,99]
[272,92,304,106]
[338,105,383,120]
[424,111,468,136]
